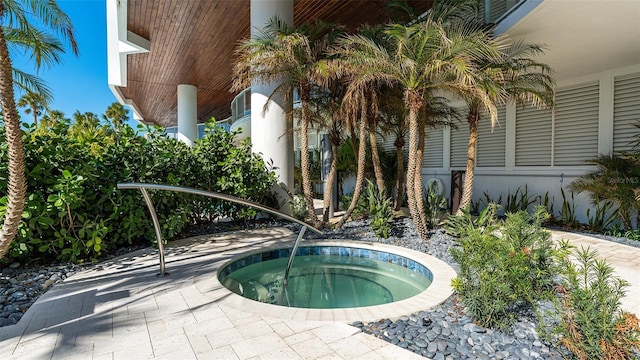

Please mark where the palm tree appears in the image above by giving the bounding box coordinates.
[104,102,129,133]
[331,7,500,238]
[378,86,408,209]
[39,109,67,129]
[333,91,369,229]
[457,40,555,213]
[0,0,77,259]
[17,91,47,127]
[569,154,640,229]
[232,18,340,228]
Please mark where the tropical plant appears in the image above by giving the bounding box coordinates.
[377,86,408,209]
[17,91,47,127]
[424,181,448,230]
[104,102,129,133]
[0,0,78,260]
[366,180,394,238]
[569,154,640,229]
[233,18,341,229]
[457,38,555,214]
[331,1,502,239]
[586,201,617,233]
[559,188,579,228]
[503,185,537,214]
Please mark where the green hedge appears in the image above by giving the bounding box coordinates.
[0,122,277,263]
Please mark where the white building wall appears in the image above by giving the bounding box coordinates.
[417,63,640,224]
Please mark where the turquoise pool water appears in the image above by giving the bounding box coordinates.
[218,246,432,309]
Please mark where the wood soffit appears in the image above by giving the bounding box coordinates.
[121,0,433,127]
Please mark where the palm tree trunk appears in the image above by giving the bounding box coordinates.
[0,27,27,259]
[457,110,480,215]
[336,98,368,229]
[405,109,426,238]
[394,135,405,210]
[31,105,38,128]
[322,130,339,225]
[368,119,385,192]
[300,97,320,228]
[414,118,427,234]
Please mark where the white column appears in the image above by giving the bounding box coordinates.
[250,0,294,195]
[177,84,197,146]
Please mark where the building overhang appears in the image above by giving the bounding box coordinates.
[498,0,640,81]
[106,0,434,127]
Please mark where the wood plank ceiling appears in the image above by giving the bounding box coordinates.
[122,0,433,127]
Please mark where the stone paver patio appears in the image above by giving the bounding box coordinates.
[0,227,638,359]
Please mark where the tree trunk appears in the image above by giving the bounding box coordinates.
[0,27,27,259]
[457,109,480,215]
[368,118,385,192]
[413,118,427,235]
[299,91,320,228]
[322,129,340,225]
[404,105,426,238]
[335,98,368,229]
[31,105,38,128]
[393,135,405,210]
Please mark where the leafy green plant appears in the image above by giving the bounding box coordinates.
[553,247,640,359]
[289,195,308,221]
[366,181,394,239]
[536,191,560,225]
[0,118,278,263]
[469,198,480,215]
[480,191,502,211]
[560,188,579,228]
[423,181,448,230]
[586,201,617,232]
[339,192,368,220]
[504,185,536,214]
[446,205,571,329]
[569,153,640,230]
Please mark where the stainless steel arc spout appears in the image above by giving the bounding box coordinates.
[116,183,321,277]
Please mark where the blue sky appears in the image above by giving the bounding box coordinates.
[12,0,123,124]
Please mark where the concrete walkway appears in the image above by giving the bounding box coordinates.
[0,227,637,360]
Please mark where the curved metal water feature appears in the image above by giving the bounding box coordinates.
[116,183,321,281]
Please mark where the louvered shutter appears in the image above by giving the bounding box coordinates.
[515,105,552,166]
[450,120,470,167]
[477,106,506,167]
[553,82,599,165]
[613,73,640,153]
[423,128,444,168]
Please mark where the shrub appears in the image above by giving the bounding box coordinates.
[289,195,308,221]
[0,121,277,263]
[554,247,640,359]
[423,181,448,230]
[366,181,394,239]
[339,192,368,220]
[569,153,640,230]
[446,205,571,329]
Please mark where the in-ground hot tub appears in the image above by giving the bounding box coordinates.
[215,240,456,322]
[219,243,438,309]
